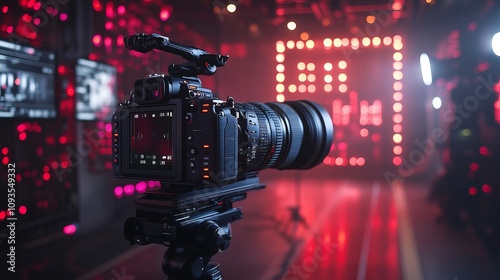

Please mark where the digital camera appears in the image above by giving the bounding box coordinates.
[112,33,334,187]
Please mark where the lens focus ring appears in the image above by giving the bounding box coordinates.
[250,103,283,169]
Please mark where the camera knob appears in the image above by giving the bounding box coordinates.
[196,221,232,255]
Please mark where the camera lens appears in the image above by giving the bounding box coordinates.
[237,100,333,172]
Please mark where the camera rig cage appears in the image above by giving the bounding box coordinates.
[118,33,266,280]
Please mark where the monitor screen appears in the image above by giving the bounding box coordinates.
[75,58,117,121]
[0,40,57,118]
[130,110,174,171]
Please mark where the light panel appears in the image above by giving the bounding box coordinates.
[275,34,405,167]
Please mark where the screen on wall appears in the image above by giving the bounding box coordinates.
[75,58,117,121]
[0,40,57,118]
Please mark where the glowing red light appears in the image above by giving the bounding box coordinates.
[105,21,113,30]
[19,206,27,215]
[14,78,21,85]
[6,26,13,34]
[371,134,380,142]
[0,210,5,220]
[92,34,102,46]
[136,182,147,193]
[357,157,365,166]
[43,165,49,172]
[57,65,66,74]
[33,18,41,26]
[33,2,41,10]
[2,147,8,155]
[338,142,347,150]
[60,13,68,21]
[105,2,114,18]
[393,157,402,166]
[61,161,69,168]
[148,181,156,188]
[114,186,123,198]
[22,13,32,22]
[117,5,126,15]
[479,146,490,156]
[43,173,50,181]
[2,6,8,13]
[482,184,492,194]
[2,157,8,165]
[468,187,478,196]
[63,224,77,235]
[92,0,102,11]
[66,86,74,96]
[104,37,112,47]
[117,35,124,46]
[59,136,67,144]
[17,124,26,132]
[470,163,479,171]
[19,132,27,141]
[124,184,135,195]
[160,9,171,21]
[349,157,357,166]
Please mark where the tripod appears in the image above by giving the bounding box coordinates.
[124,176,265,279]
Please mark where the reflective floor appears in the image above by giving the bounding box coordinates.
[18,173,500,280]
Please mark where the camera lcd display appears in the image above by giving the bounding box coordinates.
[130,110,174,171]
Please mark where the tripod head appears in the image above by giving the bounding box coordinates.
[123,176,265,279]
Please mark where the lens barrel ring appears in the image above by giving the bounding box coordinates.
[249,103,284,169]
[284,100,334,169]
[266,102,304,169]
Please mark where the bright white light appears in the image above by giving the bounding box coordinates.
[287,21,296,31]
[432,97,442,109]
[420,53,432,86]
[492,32,500,56]
[227,4,237,13]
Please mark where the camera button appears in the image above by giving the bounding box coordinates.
[188,101,198,111]
[114,138,119,143]
[189,147,198,156]
[189,162,195,168]
[187,135,193,142]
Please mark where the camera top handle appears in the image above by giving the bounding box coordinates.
[124,33,229,76]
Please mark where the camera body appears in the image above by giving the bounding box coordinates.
[113,74,247,186]
[113,33,334,188]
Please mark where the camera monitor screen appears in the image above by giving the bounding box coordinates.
[130,110,174,171]
[0,40,57,118]
[75,58,117,121]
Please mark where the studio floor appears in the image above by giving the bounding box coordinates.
[16,173,500,280]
